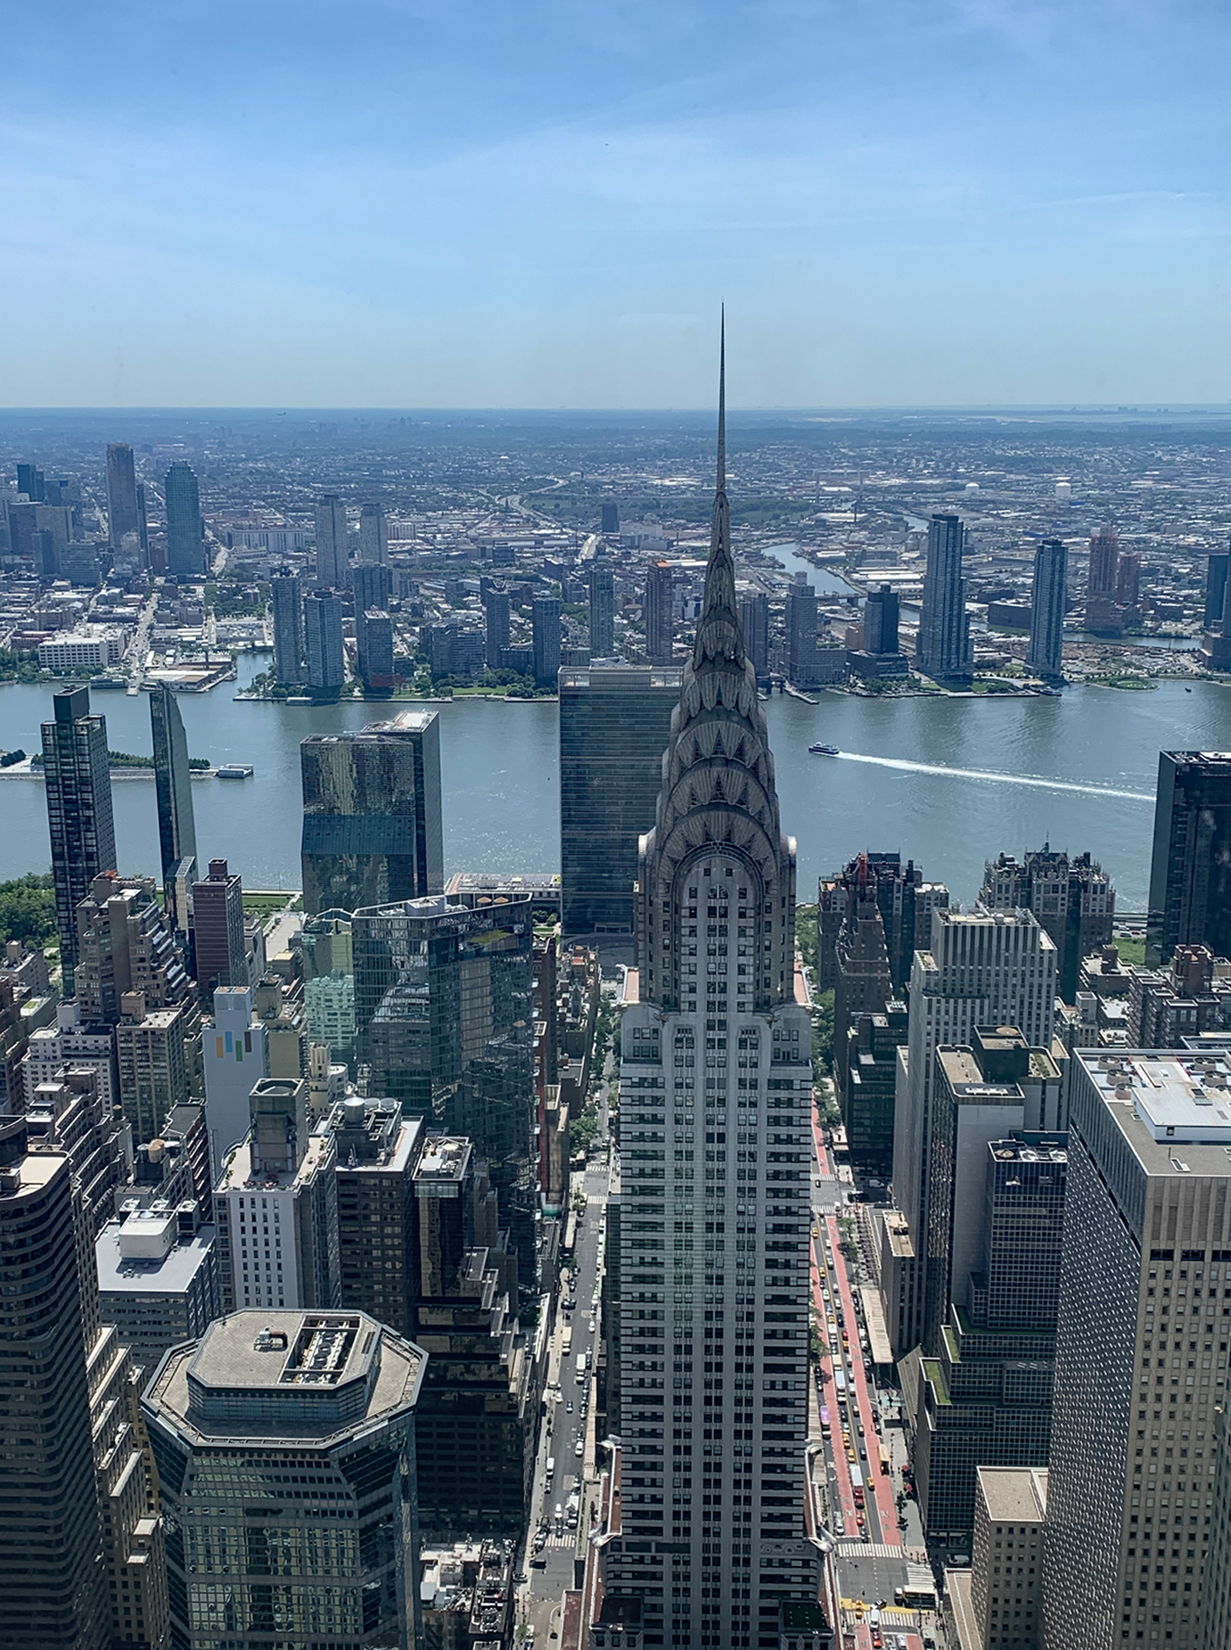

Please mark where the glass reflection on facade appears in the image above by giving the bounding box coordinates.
[300,710,443,916]
[141,1309,427,1650]
[352,895,534,1173]
[559,665,681,937]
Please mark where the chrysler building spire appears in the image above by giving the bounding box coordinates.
[597,324,823,1645]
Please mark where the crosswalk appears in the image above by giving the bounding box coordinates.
[835,1540,908,1558]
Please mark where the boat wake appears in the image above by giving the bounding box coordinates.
[833,751,1151,802]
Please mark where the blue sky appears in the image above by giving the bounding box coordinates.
[1,1,1227,406]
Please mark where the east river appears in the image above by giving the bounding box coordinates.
[2,656,1228,910]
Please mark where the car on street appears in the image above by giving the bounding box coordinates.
[566,1401,573,1413]
[575,1440,584,1457]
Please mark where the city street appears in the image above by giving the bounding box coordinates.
[517,1152,610,1645]
[810,1089,937,1650]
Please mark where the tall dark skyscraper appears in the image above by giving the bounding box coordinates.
[532,594,561,685]
[191,858,246,996]
[315,493,348,587]
[601,500,620,535]
[785,579,818,685]
[303,591,346,690]
[150,683,198,932]
[558,663,681,938]
[739,589,770,681]
[270,570,305,685]
[862,582,900,655]
[644,560,674,663]
[1026,536,1068,682]
[16,461,45,500]
[980,844,1114,1002]
[352,894,533,1168]
[917,512,973,680]
[0,1120,111,1648]
[105,441,139,549]
[1148,751,1231,965]
[300,711,444,915]
[41,686,117,987]
[588,561,615,657]
[484,585,511,669]
[164,459,205,577]
[1204,543,1230,630]
[596,328,822,1637]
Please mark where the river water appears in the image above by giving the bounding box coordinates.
[2,656,1226,909]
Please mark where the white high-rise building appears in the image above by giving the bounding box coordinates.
[595,331,824,1648]
[889,908,1057,1354]
[202,984,268,1179]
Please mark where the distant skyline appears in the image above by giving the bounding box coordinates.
[2,1,1228,408]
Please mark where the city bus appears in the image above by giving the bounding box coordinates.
[820,1406,831,1435]
[878,1442,890,1475]
[833,1368,847,1394]
[561,1326,573,1357]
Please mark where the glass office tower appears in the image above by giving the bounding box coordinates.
[352,894,533,1154]
[559,664,681,938]
[300,710,443,915]
[41,685,117,986]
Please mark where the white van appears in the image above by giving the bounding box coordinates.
[546,1457,555,1481]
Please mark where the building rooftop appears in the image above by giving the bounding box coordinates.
[937,1047,1024,1102]
[414,1134,472,1189]
[216,1129,332,1194]
[976,1464,1048,1524]
[1079,1050,1231,1157]
[144,1308,427,1445]
[96,1219,215,1295]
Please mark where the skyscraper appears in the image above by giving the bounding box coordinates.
[41,686,117,987]
[150,683,198,925]
[484,585,511,669]
[16,461,45,500]
[314,493,348,587]
[532,594,561,685]
[303,590,346,690]
[356,608,395,688]
[595,331,824,1641]
[980,845,1114,1002]
[862,582,900,656]
[785,580,819,685]
[739,590,770,681]
[143,1309,426,1650]
[1148,752,1231,965]
[819,852,949,996]
[300,711,444,915]
[0,1120,111,1649]
[1085,520,1125,633]
[270,570,305,685]
[353,559,393,617]
[888,909,1056,1357]
[589,561,615,657]
[1041,1050,1231,1649]
[164,459,205,577]
[916,512,973,681]
[106,441,140,549]
[601,501,620,535]
[351,894,533,1160]
[644,560,675,663]
[558,663,681,938]
[359,501,389,564]
[191,858,246,996]
[1204,544,1230,630]
[1026,537,1068,683]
